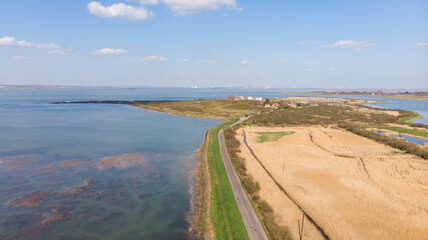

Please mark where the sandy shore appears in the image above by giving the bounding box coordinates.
[237,126,428,240]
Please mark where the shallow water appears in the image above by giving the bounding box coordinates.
[0,95,221,239]
[374,130,427,146]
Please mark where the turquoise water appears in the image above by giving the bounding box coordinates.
[0,88,427,239]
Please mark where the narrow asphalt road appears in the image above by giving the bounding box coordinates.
[218,117,268,240]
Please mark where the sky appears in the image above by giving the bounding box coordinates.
[0,0,427,88]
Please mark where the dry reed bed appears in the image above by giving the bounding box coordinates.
[239,126,428,240]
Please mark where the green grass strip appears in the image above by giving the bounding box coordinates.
[398,111,421,125]
[207,121,249,240]
[256,131,295,143]
[380,126,428,138]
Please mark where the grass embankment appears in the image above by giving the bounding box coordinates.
[256,131,295,143]
[224,126,293,240]
[134,99,264,121]
[380,126,428,139]
[398,111,421,125]
[206,121,249,240]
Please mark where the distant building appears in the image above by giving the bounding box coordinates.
[288,102,297,108]
[235,96,263,101]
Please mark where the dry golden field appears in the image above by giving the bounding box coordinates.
[237,126,428,240]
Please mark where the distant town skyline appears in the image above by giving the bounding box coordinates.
[1,0,427,88]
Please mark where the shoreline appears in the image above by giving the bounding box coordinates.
[280,92,428,101]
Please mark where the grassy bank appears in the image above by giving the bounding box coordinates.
[206,121,249,240]
[379,126,428,139]
[398,111,421,125]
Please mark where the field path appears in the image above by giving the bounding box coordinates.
[218,117,268,240]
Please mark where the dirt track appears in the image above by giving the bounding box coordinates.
[238,126,428,240]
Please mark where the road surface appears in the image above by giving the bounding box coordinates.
[218,117,268,240]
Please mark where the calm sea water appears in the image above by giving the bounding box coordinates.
[0,88,426,239]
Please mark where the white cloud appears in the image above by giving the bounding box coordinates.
[417,42,428,47]
[47,50,69,56]
[92,48,128,55]
[0,36,33,47]
[179,58,190,62]
[36,43,61,50]
[306,67,315,72]
[88,1,154,20]
[139,0,239,15]
[324,40,375,50]
[328,67,336,71]
[240,59,250,65]
[141,55,168,62]
[11,56,27,61]
[197,59,215,64]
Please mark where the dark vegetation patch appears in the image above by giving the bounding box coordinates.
[249,105,400,126]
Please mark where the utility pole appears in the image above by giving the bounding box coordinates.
[282,157,286,176]
[299,209,306,240]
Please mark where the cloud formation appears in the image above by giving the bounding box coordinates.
[179,58,190,62]
[11,56,27,60]
[88,1,154,20]
[240,60,249,65]
[328,67,336,71]
[0,36,33,47]
[92,48,128,55]
[138,0,239,15]
[306,67,315,72]
[417,42,428,47]
[1,36,69,56]
[324,40,375,50]
[36,43,61,50]
[47,50,69,56]
[141,55,168,62]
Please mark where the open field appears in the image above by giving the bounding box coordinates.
[255,131,295,143]
[237,126,428,240]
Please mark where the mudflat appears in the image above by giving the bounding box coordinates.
[237,126,428,240]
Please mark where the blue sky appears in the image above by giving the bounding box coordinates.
[0,0,427,88]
